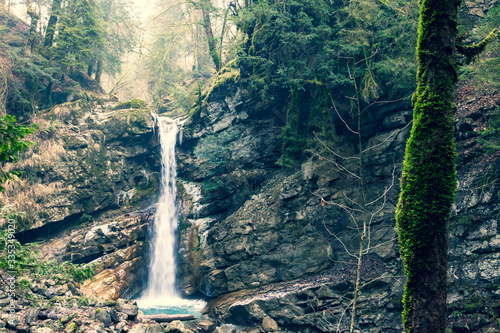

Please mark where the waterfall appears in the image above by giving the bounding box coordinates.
[138,115,205,314]
[145,116,179,300]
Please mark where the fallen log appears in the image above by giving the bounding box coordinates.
[141,314,196,323]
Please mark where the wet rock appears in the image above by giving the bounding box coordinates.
[44,288,56,299]
[109,309,120,323]
[197,320,216,333]
[115,321,127,332]
[56,284,69,296]
[44,280,56,287]
[16,325,30,333]
[34,328,54,333]
[81,244,146,300]
[213,328,228,333]
[129,323,165,333]
[115,299,139,319]
[38,311,48,320]
[47,311,63,320]
[60,315,72,325]
[5,101,159,245]
[5,318,18,330]
[164,320,187,333]
[261,317,278,332]
[25,308,39,325]
[95,309,113,327]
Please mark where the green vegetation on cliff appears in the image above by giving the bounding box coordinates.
[0,115,38,191]
[196,0,419,166]
[0,229,95,283]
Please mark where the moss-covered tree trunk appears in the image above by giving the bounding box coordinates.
[200,0,221,71]
[396,0,459,332]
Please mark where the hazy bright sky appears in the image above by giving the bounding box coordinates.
[130,0,158,26]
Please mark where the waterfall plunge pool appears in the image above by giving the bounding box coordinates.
[136,297,206,317]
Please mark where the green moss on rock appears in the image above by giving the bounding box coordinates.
[112,98,147,110]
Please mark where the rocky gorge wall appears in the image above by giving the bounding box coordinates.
[2,77,498,332]
[175,78,500,332]
[1,95,160,300]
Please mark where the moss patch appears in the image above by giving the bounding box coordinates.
[112,98,147,110]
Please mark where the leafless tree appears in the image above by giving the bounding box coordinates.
[308,53,412,332]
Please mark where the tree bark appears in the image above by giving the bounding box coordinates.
[95,59,103,84]
[200,0,221,71]
[87,58,96,77]
[26,0,39,53]
[44,0,63,49]
[141,314,196,323]
[396,0,460,332]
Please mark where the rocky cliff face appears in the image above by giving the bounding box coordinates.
[176,79,500,332]
[3,66,498,333]
[2,96,159,234]
[1,95,160,300]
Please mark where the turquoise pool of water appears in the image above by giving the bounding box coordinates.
[137,297,206,318]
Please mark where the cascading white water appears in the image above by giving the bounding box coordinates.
[138,115,205,314]
[145,116,179,301]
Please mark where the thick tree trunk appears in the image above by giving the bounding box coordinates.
[396,0,460,332]
[95,59,103,84]
[200,1,220,71]
[87,58,96,77]
[26,0,39,53]
[44,0,62,49]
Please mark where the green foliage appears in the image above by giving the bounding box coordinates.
[201,177,223,193]
[17,277,32,290]
[456,214,476,226]
[478,109,500,154]
[3,48,59,119]
[50,0,105,71]
[0,227,39,272]
[79,213,93,223]
[34,259,96,283]
[0,114,38,191]
[40,121,61,139]
[77,296,91,307]
[202,68,240,103]
[62,261,95,283]
[458,5,500,89]
[236,0,417,97]
[42,0,135,81]
[457,28,499,64]
[0,228,95,283]
[276,123,303,167]
[233,0,418,166]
